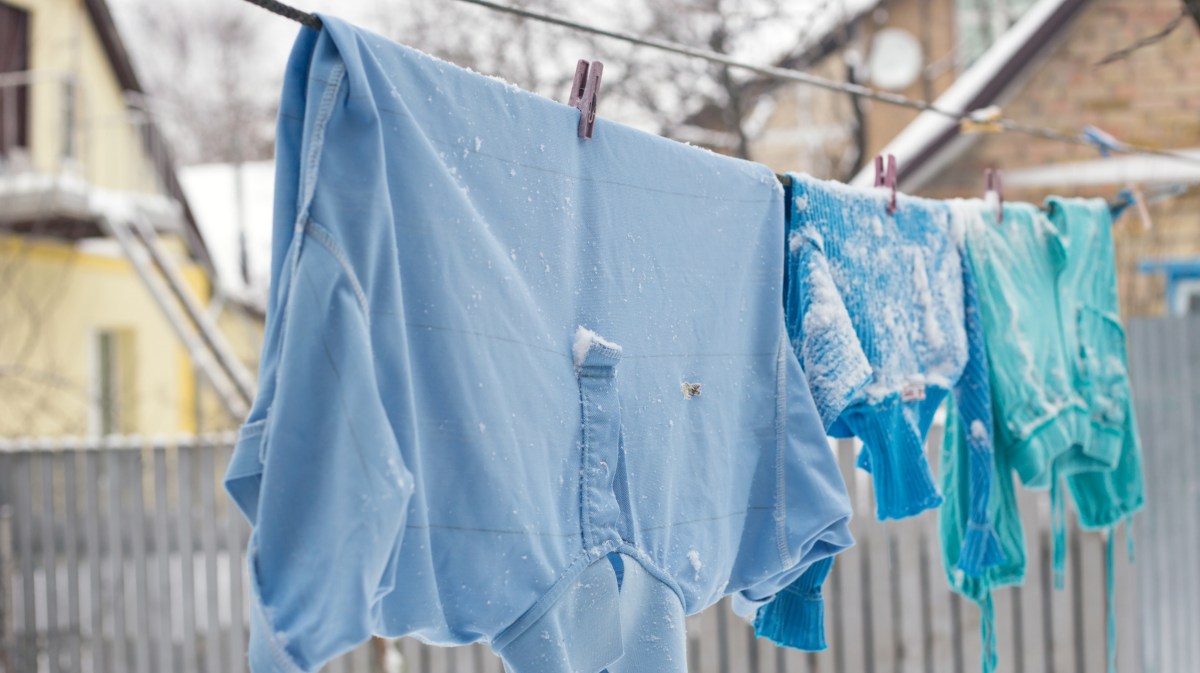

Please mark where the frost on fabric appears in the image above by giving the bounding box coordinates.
[385,456,408,491]
[791,175,967,407]
[970,419,988,443]
[909,250,946,350]
[788,231,805,253]
[687,549,703,579]
[797,244,872,428]
[573,326,621,368]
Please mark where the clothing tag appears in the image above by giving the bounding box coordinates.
[901,383,926,402]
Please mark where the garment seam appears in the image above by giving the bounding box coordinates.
[578,374,593,550]
[774,333,792,569]
[303,218,371,322]
[298,61,345,230]
[260,223,373,469]
[288,61,346,286]
[238,419,267,441]
[780,586,824,601]
[269,57,345,394]
[374,319,777,361]
[614,543,688,613]
[491,543,619,651]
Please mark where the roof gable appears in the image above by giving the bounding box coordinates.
[82,0,213,274]
[849,0,1093,190]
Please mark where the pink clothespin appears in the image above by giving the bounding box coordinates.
[567,59,603,140]
[984,168,1004,224]
[567,60,589,108]
[874,154,898,214]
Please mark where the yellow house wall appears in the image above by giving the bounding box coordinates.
[0,235,253,437]
[0,1,265,438]
[6,0,159,193]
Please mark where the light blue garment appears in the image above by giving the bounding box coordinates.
[223,15,854,673]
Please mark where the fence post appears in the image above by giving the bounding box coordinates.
[0,504,13,673]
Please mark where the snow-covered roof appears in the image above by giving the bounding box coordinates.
[179,161,275,305]
[850,0,1092,190]
[85,0,212,272]
[0,170,185,232]
[1005,149,1200,187]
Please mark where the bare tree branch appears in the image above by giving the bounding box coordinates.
[1095,7,1187,66]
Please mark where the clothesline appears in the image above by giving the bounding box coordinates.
[224,17,1145,673]
[240,0,1200,168]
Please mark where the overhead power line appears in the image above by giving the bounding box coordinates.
[240,0,1200,168]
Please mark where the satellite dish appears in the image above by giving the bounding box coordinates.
[868,28,923,91]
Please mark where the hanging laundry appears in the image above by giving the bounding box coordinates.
[224,14,854,673]
[937,199,1025,673]
[938,199,1026,589]
[1043,197,1145,531]
[965,199,1132,490]
[780,173,967,521]
[752,176,1009,653]
[950,199,1079,598]
[962,199,1144,561]
[940,197,1145,673]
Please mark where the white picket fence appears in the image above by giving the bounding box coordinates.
[1,317,1196,673]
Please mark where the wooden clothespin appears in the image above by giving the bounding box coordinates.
[984,168,1003,224]
[874,154,898,214]
[568,59,603,140]
[960,106,1004,134]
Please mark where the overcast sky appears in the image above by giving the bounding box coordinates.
[108,0,871,136]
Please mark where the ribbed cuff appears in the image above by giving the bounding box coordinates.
[850,406,944,520]
[1011,408,1083,488]
[957,522,1007,577]
[752,557,833,651]
[1071,488,1145,531]
[754,588,828,651]
[1080,420,1123,469]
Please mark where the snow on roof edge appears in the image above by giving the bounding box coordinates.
[849,0,1077,187]
[1005,148,1200,187]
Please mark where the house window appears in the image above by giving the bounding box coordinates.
[954,0,1038,68]
[90,329,135,435]
[0,2,30,158]
[1172,278,1200,317]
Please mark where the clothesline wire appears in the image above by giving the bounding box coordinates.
[240,0,1200,169]
[244,0,322,29]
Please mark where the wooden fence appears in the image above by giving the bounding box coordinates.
[1,317,1196,673]
[1127,317,1200,673]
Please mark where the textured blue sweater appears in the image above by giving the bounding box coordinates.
[756,179,1003,652]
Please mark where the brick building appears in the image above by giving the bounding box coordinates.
[743,0,1199,316]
